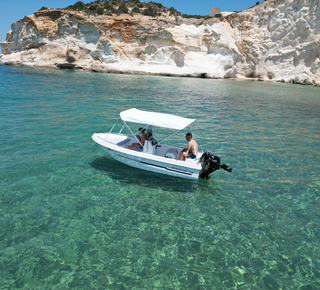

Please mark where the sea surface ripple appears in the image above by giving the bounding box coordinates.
[0,65,319,289]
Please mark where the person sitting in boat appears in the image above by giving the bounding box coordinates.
[128,127,146,150]
[179,133,198,161]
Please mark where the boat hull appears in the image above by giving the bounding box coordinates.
[92,133,201,180]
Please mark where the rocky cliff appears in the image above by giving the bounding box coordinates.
[1,0,319,85]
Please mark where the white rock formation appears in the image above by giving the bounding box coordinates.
[0,0,319,84]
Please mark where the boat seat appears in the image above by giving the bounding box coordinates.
[165,148,179,159]
[116,138,131,146]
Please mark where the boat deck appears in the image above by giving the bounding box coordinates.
[97,133,201,162]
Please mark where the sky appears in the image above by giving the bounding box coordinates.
[0,0,258,45]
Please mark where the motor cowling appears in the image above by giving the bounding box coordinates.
[199,151,232,179]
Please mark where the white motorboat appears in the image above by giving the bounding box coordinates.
[92,108,232,180]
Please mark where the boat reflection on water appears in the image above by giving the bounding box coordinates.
[90,156,220,197]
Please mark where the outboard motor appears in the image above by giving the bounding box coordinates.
[199,151,232,179]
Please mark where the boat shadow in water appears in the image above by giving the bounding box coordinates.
[90,156,219,194]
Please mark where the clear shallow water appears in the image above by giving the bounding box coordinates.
[0,65,319,289]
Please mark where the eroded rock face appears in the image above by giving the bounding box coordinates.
[1,0,319,84]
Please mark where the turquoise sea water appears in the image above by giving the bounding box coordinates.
[0,65,319,289]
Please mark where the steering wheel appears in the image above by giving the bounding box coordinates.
[150,137,157,146]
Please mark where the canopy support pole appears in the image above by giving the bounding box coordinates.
[158,129,182,145]
[104,118,120,140]
[119,125,124,134]
[123,121,144,149]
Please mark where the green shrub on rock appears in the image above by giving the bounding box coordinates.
[97,7,104,15]
[118,3,128,14]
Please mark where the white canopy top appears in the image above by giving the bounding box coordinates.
[120,108,195,130]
